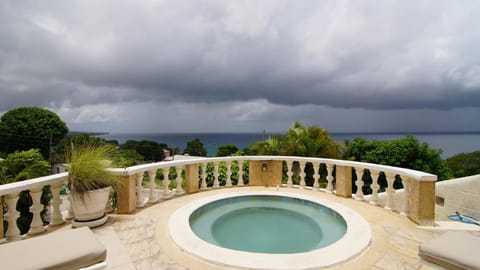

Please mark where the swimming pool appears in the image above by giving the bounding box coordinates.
[189,195,347,254]
[169,191,371,269]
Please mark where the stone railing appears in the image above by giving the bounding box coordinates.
[0,155,437,243]
[0,173,68,242]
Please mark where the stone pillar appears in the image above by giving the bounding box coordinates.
[249,160,282,187]
[117,174,137,214]
[185,164,199,194]
[408,179,435,226]
[335,165,352,198]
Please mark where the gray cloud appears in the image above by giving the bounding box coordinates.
[1,0,480,132]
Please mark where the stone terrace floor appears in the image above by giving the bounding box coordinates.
[56,187,480,270]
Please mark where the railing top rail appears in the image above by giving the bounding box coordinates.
[0,172,68,196]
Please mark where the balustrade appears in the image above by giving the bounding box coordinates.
[0,155,437,243]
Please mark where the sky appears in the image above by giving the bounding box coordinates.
[1,0,480,133]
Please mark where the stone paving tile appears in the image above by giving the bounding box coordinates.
[109,263,137,270]
[113,217,156,244]
[388,233,423,259]
[374,251,422,270]
[126,238,161,262]
[133,255,188,270]
[394,228,436,243]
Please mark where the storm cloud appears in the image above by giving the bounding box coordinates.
[1,0,479,132]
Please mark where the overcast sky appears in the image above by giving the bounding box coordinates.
[1,0,479,133]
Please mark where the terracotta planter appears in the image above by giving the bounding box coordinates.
[70,186,112,228]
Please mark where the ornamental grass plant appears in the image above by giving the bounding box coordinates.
[66,143,119,195]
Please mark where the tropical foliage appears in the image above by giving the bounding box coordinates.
[216,144,239,157]
[0,149,50,184]
[346,135,451,180]
[0,107,68,159]
[53,134,108,163]
[183,138,207,156]
[247,122,342,158]
[446,151,480,178]
[120,140,167,161]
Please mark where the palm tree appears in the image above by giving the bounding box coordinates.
[283,122,340,158]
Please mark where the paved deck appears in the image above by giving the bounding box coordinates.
[71,187,479,269]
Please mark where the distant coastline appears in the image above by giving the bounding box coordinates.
[97,131,480,158]
[69,131,109,136]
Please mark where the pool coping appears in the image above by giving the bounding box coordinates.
[168,190,372,270]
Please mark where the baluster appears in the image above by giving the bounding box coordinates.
[105,188,114,213]
[237,161,245,186]
[4,192,21,241]
[400,175,410,216]
[286,160,293,187]
[136,172,146,207]
[299,161,306,188]
[225,161,233,187]
[148,170,158,203]
[384,172,396,210]
[66,193,74,220]
[200,163,208,189]
[213,162,220,188]
[162,167,171,198]
[369,170,380,205]
[50,183,65,225]
[28,187,46,235]
[354,167,365,201]
[326,164,334,193]
[175,165,184,195]
[312,162,320,190]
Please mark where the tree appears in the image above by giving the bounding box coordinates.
[247,122,342,158]
[446,151,480,178]
[216,144,239,157]
[112,149,145,167]
[0,149,50,184]
[282,122,342,158]
[53,134,107,163]
[119,140,166,161]
[246,122,343,186]
[0,107,68,159]
[183,138,207,156]
[347,135,452,181]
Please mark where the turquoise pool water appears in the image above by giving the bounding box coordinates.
[189,195,347,254]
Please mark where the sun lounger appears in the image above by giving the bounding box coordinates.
[419,231,480,270]
[0,227,106,270]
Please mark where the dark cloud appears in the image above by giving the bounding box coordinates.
[0,0,479,131]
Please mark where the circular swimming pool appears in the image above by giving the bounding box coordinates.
[189,195,347,253]
[169,191,371,269]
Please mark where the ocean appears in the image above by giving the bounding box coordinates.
[98,132,480,158]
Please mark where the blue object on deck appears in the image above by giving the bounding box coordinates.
[448,211,480,226]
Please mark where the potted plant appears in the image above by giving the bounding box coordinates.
[66,143,119,228]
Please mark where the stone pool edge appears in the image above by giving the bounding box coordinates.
[168,190,372,270]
